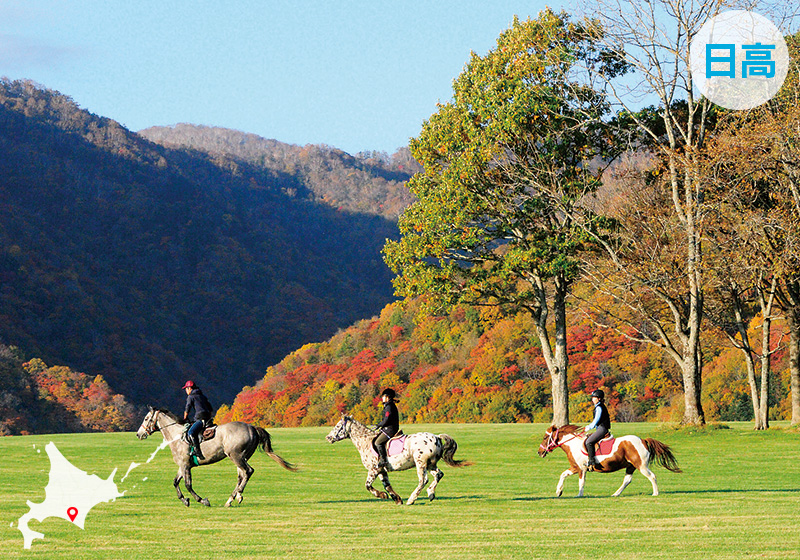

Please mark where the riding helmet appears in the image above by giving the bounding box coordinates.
[182,380,196,389]
[590,389,605,400]
[381,388,396,400]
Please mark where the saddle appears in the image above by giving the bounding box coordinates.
[182,422,217,445]
[580,433,615,457]
[372,430,406,458]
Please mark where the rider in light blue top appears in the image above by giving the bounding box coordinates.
[586,403,604,430]
[584,389,611,471]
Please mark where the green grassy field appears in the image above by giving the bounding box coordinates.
[1,422,798,559]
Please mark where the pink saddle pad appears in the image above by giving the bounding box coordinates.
[387,435,406,456]
[580,436,615,457]
[372,435,407,457]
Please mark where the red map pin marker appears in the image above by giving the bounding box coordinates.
[67,507,78,522]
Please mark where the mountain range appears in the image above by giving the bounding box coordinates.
[0,78,414,410]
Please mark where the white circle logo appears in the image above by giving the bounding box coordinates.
[690,10,789,110]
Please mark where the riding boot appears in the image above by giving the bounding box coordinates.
[193,437,205,460]
[377,445,388,469]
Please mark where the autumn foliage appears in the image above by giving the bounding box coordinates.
[0,346,136,435]
[218,295,790,428]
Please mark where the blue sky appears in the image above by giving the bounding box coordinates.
[0,1,568,155]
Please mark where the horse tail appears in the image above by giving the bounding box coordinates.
[256,427,299,472]
[437,434,473,468]
[642,438,682,473]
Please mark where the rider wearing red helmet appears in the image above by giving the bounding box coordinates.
[584,389,611,471]
[182,380,214,461]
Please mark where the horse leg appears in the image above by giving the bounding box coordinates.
[365,469,390,500]
[639,463,659,496]
[225,458,254,507]
[556,468,577,497]
[406,460,429,505]
[174,471,190,507]
[426,461,444,501]
[235,460,254,504]
[225,469,244,508]
[183,468,211,507]
[577,470,588,497]
[613,466,636,497]
[377,471,402,504]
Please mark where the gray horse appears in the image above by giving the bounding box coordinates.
[136,407,297,507]
[325,415,470,505]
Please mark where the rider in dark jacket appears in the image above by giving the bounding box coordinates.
[183,380,214,460]
[584,389,611,471]
[374,388,400,469]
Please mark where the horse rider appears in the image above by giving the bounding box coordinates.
[183,380,214,460]
[374,388,400,469]
[584,388,611,471]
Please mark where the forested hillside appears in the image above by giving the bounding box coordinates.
[218,295,791,428]
[139,124,419,219]
[0,344,135,435]
[0,79,404,410]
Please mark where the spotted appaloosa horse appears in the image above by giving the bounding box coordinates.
[137,407,297,507]
[538,424,681,497]
[325,415,470,505]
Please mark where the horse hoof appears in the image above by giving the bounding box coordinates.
[428,494,436,502]
[225,499,233,507]
[201,498,211,507]
[182,498,190,507]
[237,495,244,504]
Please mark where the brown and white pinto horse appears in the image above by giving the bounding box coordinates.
[537,425,681,497]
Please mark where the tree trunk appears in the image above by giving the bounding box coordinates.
[551,276,569,427]
[729,289,765,429]
[757,279,777,429]
[530,274,570,427]
[781,280,800,425]
[680,343,705,425]
[788,310,800,425]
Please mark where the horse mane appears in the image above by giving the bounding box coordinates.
[554,424,581,435]
[343,414,376,435]
[153,407,179,421]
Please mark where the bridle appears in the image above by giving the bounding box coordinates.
[337,416,351,439]
[539,427,585,455]
[141,409,182,436]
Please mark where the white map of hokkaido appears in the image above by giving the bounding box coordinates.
[17,442,124,549]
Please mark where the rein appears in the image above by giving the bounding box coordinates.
[541,427,585,454]
[143,410,183,435]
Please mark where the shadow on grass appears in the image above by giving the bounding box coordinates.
[318,495,485,504]
[511,487,800,501]
[662,488,800,495]
[512,495,610,501]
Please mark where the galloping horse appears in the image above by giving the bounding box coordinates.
[537,424,681,497]
[136,407,297,507]
[325,415,470,505]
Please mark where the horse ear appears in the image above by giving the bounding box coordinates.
[148,405,153,412]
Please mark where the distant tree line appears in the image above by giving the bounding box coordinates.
[138,124,419,219]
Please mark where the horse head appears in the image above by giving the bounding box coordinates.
[537,425,561,457]
[136,406,160,440]
[539,425,585,457]
[325,415,353,443]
